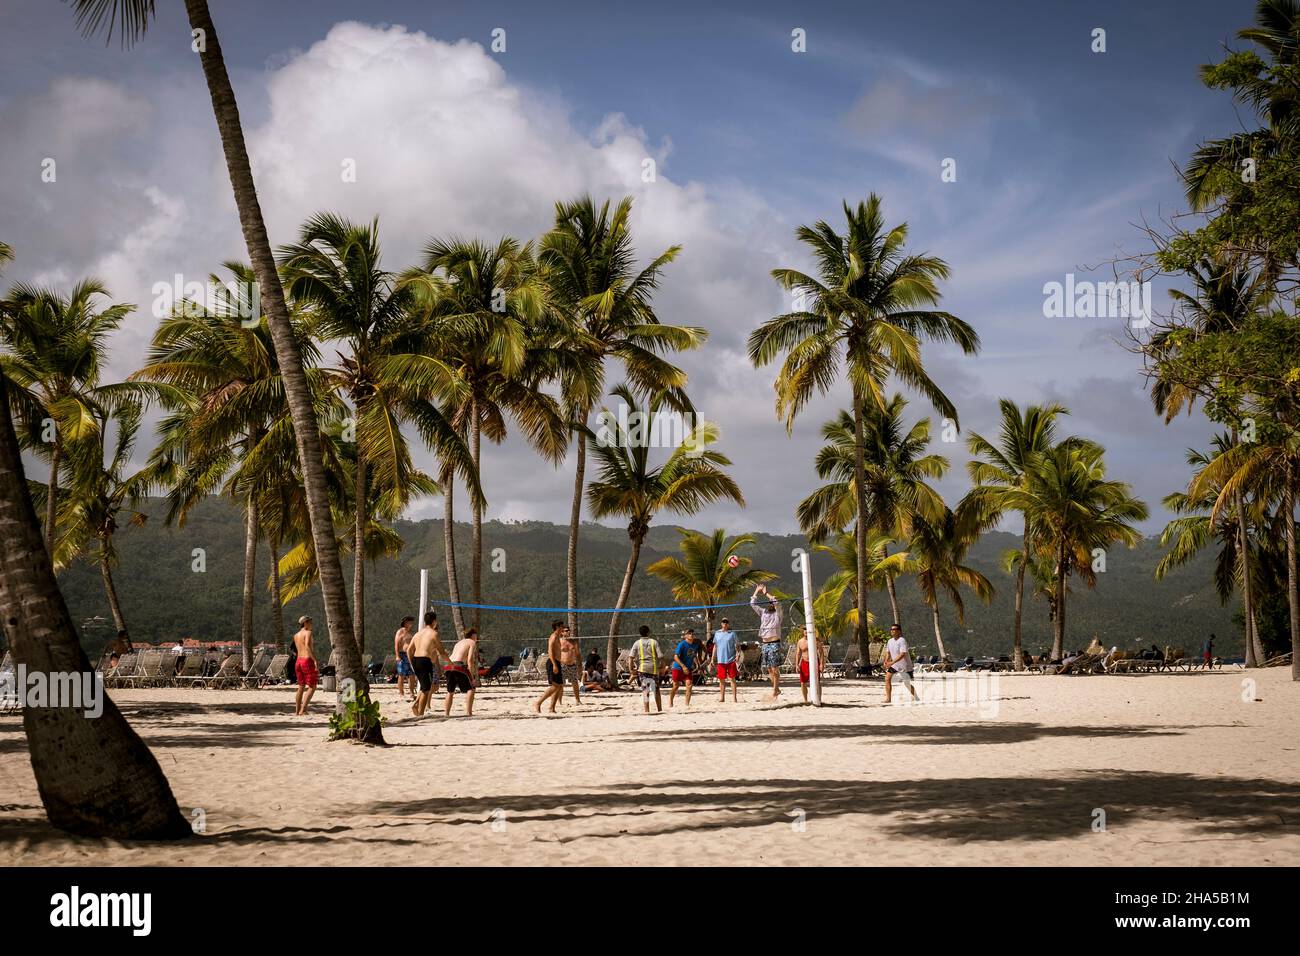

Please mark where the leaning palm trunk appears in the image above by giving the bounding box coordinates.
[184,0,375,739]
[1233,484,1261,667]
[0,375,190,838]
[885,572,901,627]
[441,464,465,639]
[607,534,644,682]
[44,437,61,561]
[851,390,870,666]
[470,397,482,633]
[566,423,588,637]
[99,545,126,634]
[1012,526,1029,670]
[239,499,258,668]
[353,453,366,653]
[1286,474,1299,680]
[270,533,285,651]
[930,603,948,661]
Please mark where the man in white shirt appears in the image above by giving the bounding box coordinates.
[751,585,785,700]
[881,623,918,704]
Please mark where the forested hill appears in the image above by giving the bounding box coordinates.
[55,497,1239,660]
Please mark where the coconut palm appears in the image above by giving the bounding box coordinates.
[798,397,947,628]
[586,385,744,669]
[908,505,994,662]
[0,280,130,559]
[1003,443,1148,660]
[750,196,979,662]
[1157,438,1269,665]
[0,368,189,837]
[46,398,153,635]
[406,236,568,634]
[540,196,705,636]
[964,400,1071,669]
[68,0,377,738]
[279,213,472,650]
[812,530,908,663]
[646,529,777,640]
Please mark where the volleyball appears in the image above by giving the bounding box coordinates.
[727,555,740,568]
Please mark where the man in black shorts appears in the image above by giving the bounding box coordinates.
[443,627,480,717]
[532,620,567,714]
[409,611,449,718]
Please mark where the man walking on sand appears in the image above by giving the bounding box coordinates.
[292,615,317,716]
[752,584,784,700]
[881,623,919,704]
[533,620,568,714]
[560,624,583,706]
[713,617,740,703]
[394,615,417,702]
[409,611,450,718]
[443,627,480,717]
[629,625,663,714]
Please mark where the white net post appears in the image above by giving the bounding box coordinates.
[799,549,821,706]
[418,569,428,624]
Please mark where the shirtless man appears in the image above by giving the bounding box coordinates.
[443,627,480,717]
[394,615,417,702]
[532,620,567,714]
[559,625,582,706]
[409,611,450,718]
[292,615,317,716]
[796,628,826,704]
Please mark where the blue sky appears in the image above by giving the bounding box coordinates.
[0,0,1263,534]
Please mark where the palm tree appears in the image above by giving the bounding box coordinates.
[540,196,704,636]
[1157,440,1269,664]
[646,529,777,639]
[68,1,377,738]
[1004,443,1148,660]
[279,213,471,651]
[812,529,907,662]
[132,263,322,665]
[586,385,744,670]
[750,196,979,663]
[0,369,189,837]
[46,397,153,635]
[964,400,1071,669]
[0,280,130,559]
[408,236,567,635]
[798,397,947,627]
[1189,427,1300,678]
[909,505,994,661]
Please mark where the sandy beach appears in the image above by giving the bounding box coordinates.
[2,668,1297,866]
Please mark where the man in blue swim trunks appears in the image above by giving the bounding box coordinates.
[394,615,416,702]
[669,628,700,708]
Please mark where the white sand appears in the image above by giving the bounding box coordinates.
[2,667,1297,866]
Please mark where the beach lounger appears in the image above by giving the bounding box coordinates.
[241,648,273,687]
[481,655,513,685]
[380,654,397,681]
[174,652,206,686]
[261,654,290,686]
[204,655,245,689]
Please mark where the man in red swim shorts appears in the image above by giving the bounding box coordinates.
[292,615,318,716]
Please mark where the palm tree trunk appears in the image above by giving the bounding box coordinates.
[1013,527,1029,670]
[99,544,126,634]
[239,497,258,668]
[851,388,870,667]
[607,533,644,681]
[1286,471,1299,680]
[1051,541,1066,661]
[0,375,190,838]
[44,436,60,561]
[183,0,376,740]
[353,451,365,653]
[931,603,948,661]
[1233,486,1261,667]
[567,424,587,638]
[441,463,465,639]
[270,532,285,652]
[470,395,482,634]
[885,573,901,627]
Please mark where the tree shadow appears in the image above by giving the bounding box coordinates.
[605,721,1206,746]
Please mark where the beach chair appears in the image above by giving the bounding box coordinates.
[778,643,799,675]
[515,655,539,683]
[827,645,858,678]
[133,649,169,688]
[0,652,16,714]
[204,655,245,689]
[1057,651,1105,675]
[261,654,290,686]
[241,648,273,687]
[104,652,137,688]
[173,652,206,686]
[481,655,514,685]
[380,654,397,681]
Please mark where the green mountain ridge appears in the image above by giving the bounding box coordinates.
[55,496,1239,661]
